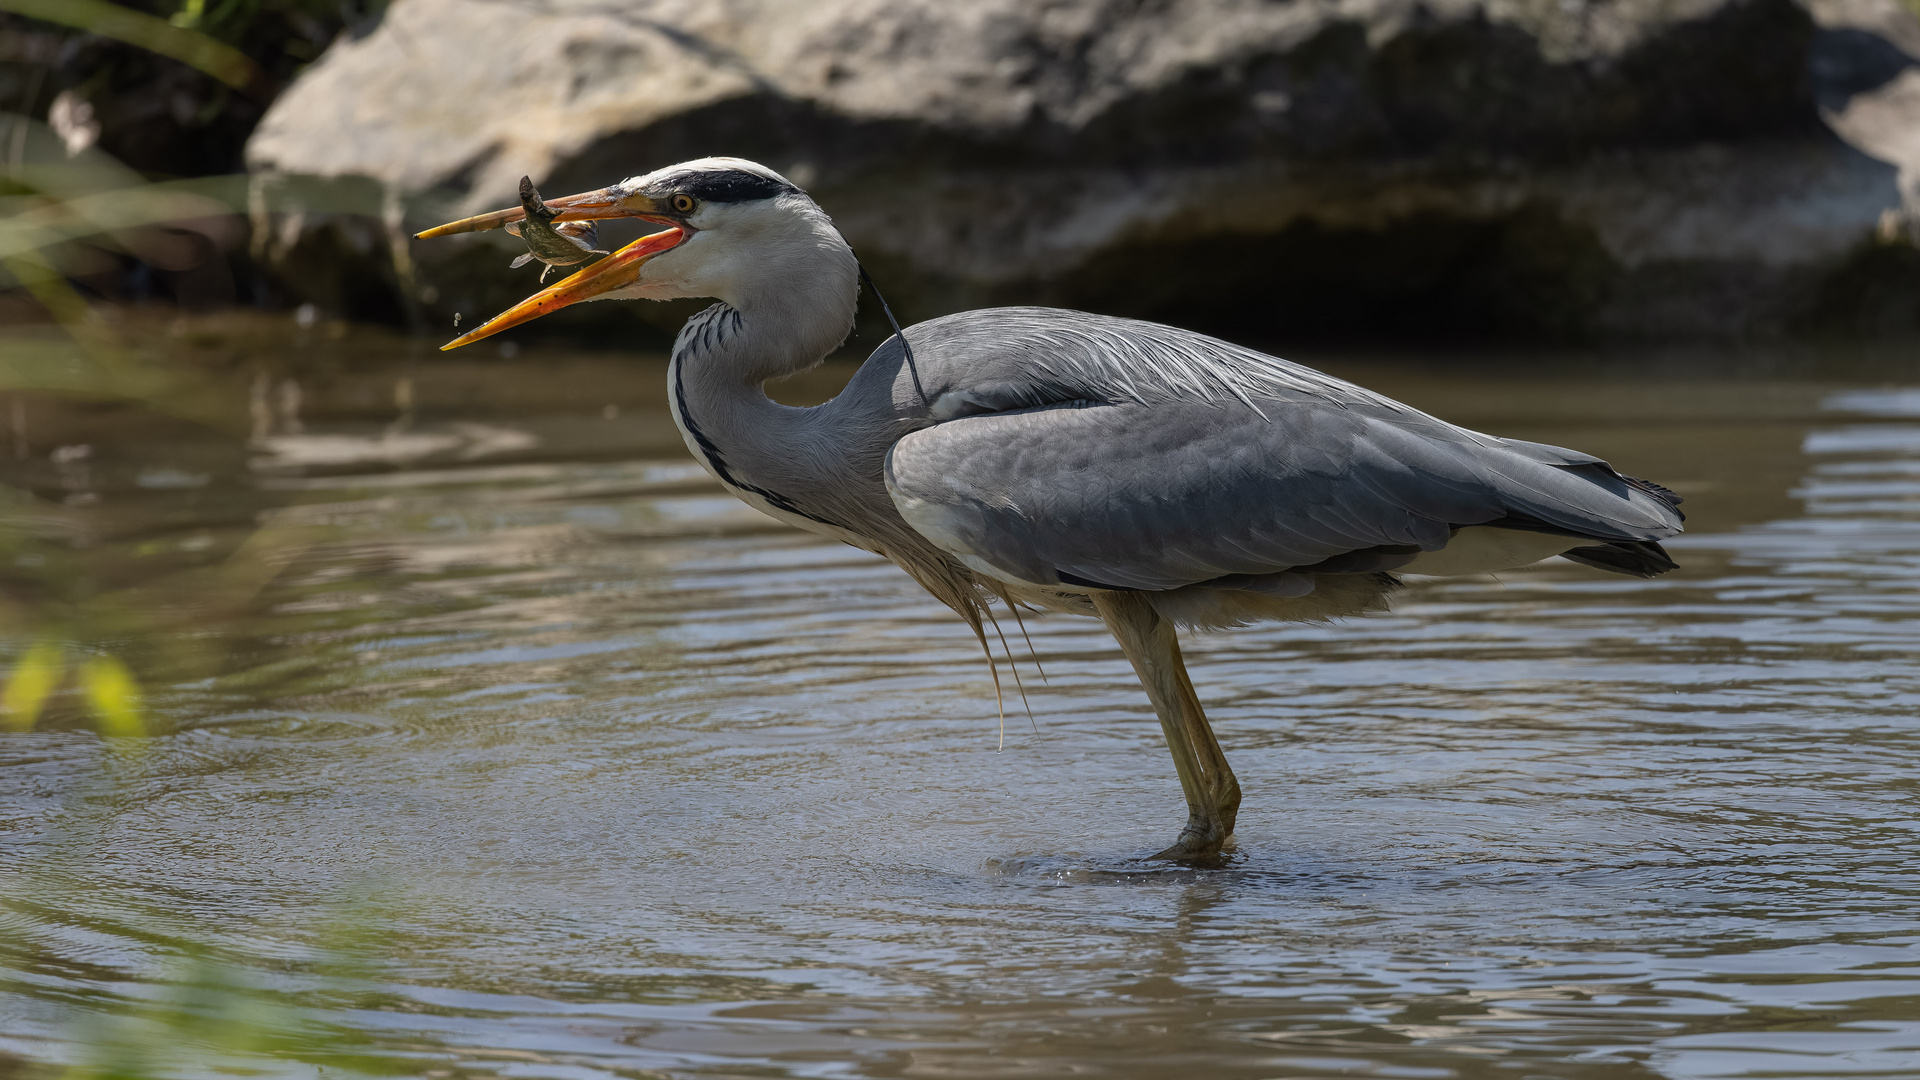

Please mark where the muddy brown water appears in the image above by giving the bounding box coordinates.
[1,317,1917,1078]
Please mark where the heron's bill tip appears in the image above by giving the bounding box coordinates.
[414,204,528,239]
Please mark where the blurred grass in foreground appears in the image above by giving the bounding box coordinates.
[0,7,573,1078]
[0,869,506,1079]
[0,112,259,741]
[0,18,497,1059]
[0,25,286,1062]
[0,0,383,737]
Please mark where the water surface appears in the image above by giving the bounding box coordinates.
[1,319,1917,1078]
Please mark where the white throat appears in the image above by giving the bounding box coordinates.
[654,195,860,384]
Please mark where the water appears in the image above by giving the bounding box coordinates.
[1,317,1918,1079]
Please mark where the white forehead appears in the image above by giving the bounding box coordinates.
[617,157,794,193]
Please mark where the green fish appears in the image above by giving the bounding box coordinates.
[506,175,608,281]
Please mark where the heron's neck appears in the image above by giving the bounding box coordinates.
[667,268,884,528]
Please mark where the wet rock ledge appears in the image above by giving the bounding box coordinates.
[247,0,1920,342]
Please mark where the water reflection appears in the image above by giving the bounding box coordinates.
[2,319,1918,1078]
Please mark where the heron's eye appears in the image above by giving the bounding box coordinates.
[671,193,696,213]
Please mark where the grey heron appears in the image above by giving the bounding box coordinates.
[418,158,1683,861]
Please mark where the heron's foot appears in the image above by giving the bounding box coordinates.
[1149,811,1235,862]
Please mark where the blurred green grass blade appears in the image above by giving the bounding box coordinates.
[0,0,265,92]
[79,655,145,737]
[0,177,246,261]
[2,250,93,324]
[0,112,148,194]
[2,639,64,731]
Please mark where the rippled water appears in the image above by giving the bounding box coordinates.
[2,321,1918,1078]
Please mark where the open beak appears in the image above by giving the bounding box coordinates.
[438,226,685,350]
[417,187,688,351]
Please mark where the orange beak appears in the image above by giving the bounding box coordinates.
[437,226,686,350]
[416,185,688,351]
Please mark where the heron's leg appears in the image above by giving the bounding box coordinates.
[1090,590,1241,861]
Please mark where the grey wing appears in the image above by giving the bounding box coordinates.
[884,391,1683,591]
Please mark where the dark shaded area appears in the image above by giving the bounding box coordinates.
[0,0,392,320]
[1037,204,1620,344]
[0,0,387,177]
[1033,201,1920,346]
[1791,237,1920,335]
[1075,0,1822,168]
[1809,26,1917,110]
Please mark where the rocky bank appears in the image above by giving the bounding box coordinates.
[246,0,1920,342]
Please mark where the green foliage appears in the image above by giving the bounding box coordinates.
[77,654,143,736]
[164,0,390,51]
[0,638,60,729]
[0,872,468,1079]
[0,0,263,90]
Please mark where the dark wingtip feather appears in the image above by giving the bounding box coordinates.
[1624,474,1685,515]
[1560,540,1679,578]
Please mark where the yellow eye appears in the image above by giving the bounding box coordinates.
[672,193,695,213]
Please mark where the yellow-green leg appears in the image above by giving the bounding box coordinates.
[1091,590,1241,860]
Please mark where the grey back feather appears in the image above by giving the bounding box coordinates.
[902,308,1418,423]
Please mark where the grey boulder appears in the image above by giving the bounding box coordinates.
[246,0,1920,339]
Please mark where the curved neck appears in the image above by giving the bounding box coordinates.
[668,293,885,534]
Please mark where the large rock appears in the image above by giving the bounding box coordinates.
[246,0,1920,341]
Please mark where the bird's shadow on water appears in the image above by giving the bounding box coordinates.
[981,847,1256,887]
[968,840,1786,953]
[974,841,1627,896]
[974,850,1442,896]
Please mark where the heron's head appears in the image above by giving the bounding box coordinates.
[422,158,856,351]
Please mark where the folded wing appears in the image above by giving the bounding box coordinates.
[885,389,1683,591]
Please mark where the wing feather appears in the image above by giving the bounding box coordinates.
[885,392,1680,591]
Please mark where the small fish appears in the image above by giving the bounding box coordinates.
[505,175,608,282]
[453,312,462,327]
